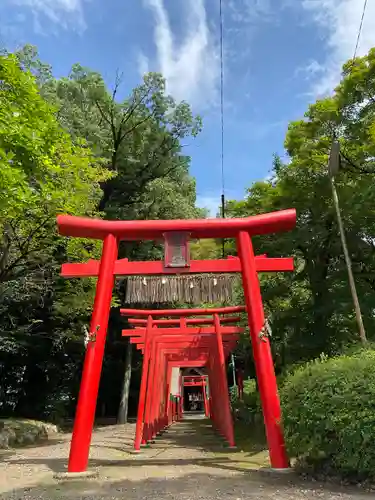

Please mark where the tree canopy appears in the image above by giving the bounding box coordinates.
[0,46,204,420]
[226,48,375,368]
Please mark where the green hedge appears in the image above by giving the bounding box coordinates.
[280,349,375,479]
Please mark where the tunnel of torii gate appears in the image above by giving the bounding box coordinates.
[121,307,244,451]
[56,208,296,474]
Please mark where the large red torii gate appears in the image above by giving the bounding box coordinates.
[57,208,296,473]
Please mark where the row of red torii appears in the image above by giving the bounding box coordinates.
[57,208,296,473]
[121,306,244,453]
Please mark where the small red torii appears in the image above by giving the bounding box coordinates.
[122,307,240,450]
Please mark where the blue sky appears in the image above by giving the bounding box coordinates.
[1,0,374,215]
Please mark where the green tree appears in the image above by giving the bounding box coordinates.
[8,46,206,422]
[226,48,375,369]
[11,45,204,222]
[0,52,109,419]
[0,53,109,283]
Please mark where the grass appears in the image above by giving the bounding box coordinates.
[221,419,270,470]
[187,417,269,470]
[194,379,271,470]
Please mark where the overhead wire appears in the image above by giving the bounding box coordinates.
[331,0,368,145]
[338,0,370,172]
[351,0,368,64]
[219,0,226,258]
[219,0,225,206]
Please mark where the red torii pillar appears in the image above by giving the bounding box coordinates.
[238,232,289,469]
[57,209,296,472]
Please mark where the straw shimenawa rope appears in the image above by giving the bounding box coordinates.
[124,274,238,304]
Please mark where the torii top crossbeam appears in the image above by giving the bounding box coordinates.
[57,209,296,241]
[120,306,245,317]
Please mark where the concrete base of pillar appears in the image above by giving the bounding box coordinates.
[259,467,294,475]
[53,470,99,480]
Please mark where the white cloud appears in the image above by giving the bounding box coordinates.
[228,0,274,25]
[4,0,88,32]
[196,195,220,218]
[249,120,286,140]
[196,188,241,217]
[139,0,219,109]
[302,0,375,96]
[295,59,325,80]
[224,0,276,64]
[263,173,273,182]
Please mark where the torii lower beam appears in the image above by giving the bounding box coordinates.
[133,335,239,355]
[61,255,294,277]
[183,381,206,386]
[183,375,208,384]
[134,339,239,354]
[183,375,208,381]
[168,360,207,367]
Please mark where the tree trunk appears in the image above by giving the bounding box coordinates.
[117,341,133,424]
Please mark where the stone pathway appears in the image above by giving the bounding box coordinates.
[0,418,373,499]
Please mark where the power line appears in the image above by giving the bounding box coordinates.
[349,0,368,72]
[331,0,369,162]
[352,0,368,61]
[336,0,370,170]
[219,0,225,202]
[219,0,226,260]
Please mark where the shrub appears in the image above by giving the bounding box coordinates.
[280,349,375,480]
[231,379,262,424]
[0,419,58,448]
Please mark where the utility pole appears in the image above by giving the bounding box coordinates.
[328,141,367,345]
[231,353,237,389]
[221,193,226,258]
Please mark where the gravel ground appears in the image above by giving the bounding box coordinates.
[0,418,373,499]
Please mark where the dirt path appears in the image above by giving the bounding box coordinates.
[0,418,372,499]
